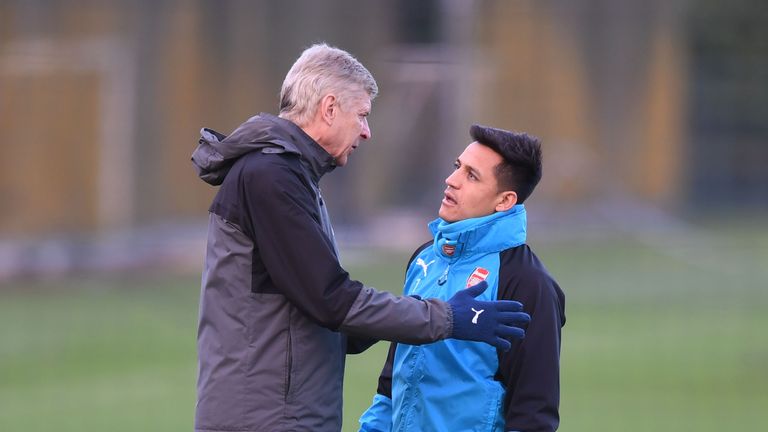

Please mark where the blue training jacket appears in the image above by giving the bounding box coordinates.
[359,205,566,432]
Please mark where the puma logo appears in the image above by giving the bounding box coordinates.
[415,258,435,277]
[471,308,484,324]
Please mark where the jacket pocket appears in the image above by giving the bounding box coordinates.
[284,306,293,403]
[242,293,292,410]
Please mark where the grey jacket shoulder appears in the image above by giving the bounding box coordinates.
[191,113,313,186]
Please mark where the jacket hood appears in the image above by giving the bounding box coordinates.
[191,113,335,185]
[428,204,527,260]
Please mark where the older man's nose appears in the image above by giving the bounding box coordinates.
[360,118,371,139]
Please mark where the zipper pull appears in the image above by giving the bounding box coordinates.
[437,265,450,286]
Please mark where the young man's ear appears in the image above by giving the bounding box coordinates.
[495,191,518,212]
[319,94,337,125]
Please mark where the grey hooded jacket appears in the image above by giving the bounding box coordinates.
[192,114,453,432]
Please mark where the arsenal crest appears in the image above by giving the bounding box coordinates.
[466,267,490,287]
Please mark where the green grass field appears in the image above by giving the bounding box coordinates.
[1,227,767,431]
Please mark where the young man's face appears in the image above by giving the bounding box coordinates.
[323,91,372,166]
[439,142,513,223]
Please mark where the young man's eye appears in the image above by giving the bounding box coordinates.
[453,161,460,170]
[468,172,477,180]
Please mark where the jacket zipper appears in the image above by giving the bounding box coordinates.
[437,264,451,286]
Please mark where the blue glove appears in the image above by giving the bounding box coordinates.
[447,281,530,351]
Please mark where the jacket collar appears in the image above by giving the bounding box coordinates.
[191,113,335,185]
[428,204,527,261]
[263,114,336,183]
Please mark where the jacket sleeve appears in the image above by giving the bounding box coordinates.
[339,240,451,343]
[358,342,397,432]
[346,335,379,354]
[497,270,565,432]
[241,155,452,342]
[346,241,433,353]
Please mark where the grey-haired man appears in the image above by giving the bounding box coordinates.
[191,44,530,432]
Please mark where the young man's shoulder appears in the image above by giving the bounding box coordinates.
[498,244,563,302]
[500,244,552,277]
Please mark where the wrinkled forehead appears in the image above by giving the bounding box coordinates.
[343,89,372,110]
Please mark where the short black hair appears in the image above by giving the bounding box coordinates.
[470,124,542,203]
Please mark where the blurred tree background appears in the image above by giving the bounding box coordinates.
[0,0,766,431]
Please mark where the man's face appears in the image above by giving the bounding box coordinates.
[439,142,509,223]
[324,92,372,166]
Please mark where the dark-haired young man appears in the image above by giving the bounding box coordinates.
[359,125,566,432]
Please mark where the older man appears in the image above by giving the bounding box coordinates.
[191,44,531,432]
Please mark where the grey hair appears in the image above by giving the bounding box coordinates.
[278,43,378,126]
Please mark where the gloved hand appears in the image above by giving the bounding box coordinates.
[447,281,530,351]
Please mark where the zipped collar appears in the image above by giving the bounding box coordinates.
[428,204,527,261]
